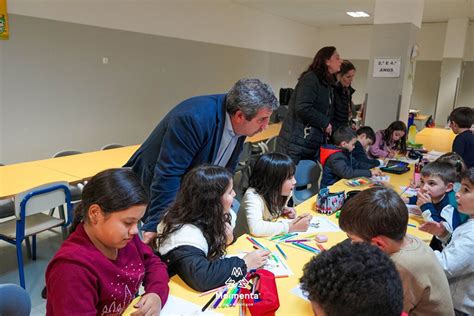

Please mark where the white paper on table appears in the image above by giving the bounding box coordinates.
[226,252,293,277]
[371,175,390,182]
[424,150,444,161]
[290,285,308,302]
[161,295,223,316]
[400,186,418,197]
[283,216,341,234]
[406,204,423,216]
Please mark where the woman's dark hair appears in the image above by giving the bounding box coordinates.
[300,46,337,83]
[249,153,295,217]
[382,121,407,154]
[338,60,356,76]
[156,165,232,260]
[339,186,408,241]
[71,168,149,232]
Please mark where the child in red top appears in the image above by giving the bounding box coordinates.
[45,168,169,315]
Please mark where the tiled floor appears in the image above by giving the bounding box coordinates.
[0,227,64,316]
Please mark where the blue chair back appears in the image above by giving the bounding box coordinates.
[293,160,321,205]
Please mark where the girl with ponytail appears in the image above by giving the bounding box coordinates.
[45,168,169,316]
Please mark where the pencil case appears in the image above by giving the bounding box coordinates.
[316,188,345,215]
[242,269,280,316]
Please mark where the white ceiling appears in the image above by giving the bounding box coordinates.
[232,0,474,27]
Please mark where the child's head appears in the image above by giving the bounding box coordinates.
[436,152,466,182]
[158,165,234,259]
[339,186,408,253]
[383,121,407,153]
[300,241,403,316]
[333,127,357,152]
[250,153,295,215]
[73,168,149,249]
[457,167,474,216]
[420,161,456,201]
[356,126,376,148]
[449,107,474,134]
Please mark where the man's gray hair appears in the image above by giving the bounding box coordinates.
[226,78,279,120]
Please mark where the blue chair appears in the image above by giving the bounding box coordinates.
[0,283,31,316]
[0,182,73,288]
[292,160,321,205]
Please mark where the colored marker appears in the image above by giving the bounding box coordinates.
[275,244,287,259]
[284,239,311,243]
[249,237,269,250]
[202,293,217,312]
[291,242,319,253]
[407,223,417,228]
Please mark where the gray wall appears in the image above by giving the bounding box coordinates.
[411,61,442,117]
[457,61,474,108]
[1,14,311,164]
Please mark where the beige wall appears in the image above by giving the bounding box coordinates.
[0,14,310,163]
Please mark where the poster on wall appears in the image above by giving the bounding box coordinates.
[0,0,8,40]
[373,58,401,78]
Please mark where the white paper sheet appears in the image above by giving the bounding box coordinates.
[227,252,293,277]
[290,285,308,302]
[282,216,341,234]
[161,295,223,316]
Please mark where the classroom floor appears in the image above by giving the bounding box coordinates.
[0,227,63,315]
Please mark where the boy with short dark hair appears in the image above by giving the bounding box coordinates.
[300,242,404,316]
[353,126,382,169]
[339,186,454,316]
[449,107,474,168]
[406,161,468,250]
[320,127,380,188]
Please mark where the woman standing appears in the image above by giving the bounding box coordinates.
[277,46,342,163]
[332,60,356,131]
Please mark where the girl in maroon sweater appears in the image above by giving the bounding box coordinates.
[45,168,169,316]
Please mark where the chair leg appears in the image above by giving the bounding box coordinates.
[48,207,56,216]
[58,205,67,240]
[16,239,26,289]
[25,237,32,259]
[32,235,37,260]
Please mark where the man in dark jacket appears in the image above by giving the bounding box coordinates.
[125,79,279,243]
[320,127,380,188]
[352,126,382,169]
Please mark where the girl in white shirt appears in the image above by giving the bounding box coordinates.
[234,153,311,237]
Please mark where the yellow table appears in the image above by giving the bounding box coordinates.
[0,162,81,199]
[36,145,140,180]
[246,123,281,143]
[415,127,455,153]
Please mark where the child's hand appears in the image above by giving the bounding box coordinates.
[419,221,449,238]
[224,222,234,246]
[131,293,162,316]
[243,249,270,270]
[282,207,296,219]
[371,168,383,177]
[289,213,312,232]
[402,196,409,203]
[416,191,432,206]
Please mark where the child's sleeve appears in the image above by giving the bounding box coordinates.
[328,155,371,180]
[434,231,474,278]
[243,192,290,237]
[141,241,170,305]
[164,246,247,292]
[369,132,389,158]
[46,261,99,315]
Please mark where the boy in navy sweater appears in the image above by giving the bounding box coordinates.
[449,107,474,168]
[353,126,382,169]
[320,127,381,188]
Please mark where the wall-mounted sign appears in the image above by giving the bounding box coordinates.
[373,58,401,77]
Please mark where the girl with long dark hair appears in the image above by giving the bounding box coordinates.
[46,168,169,316]
[155,165,269,292]
[234,153,311,237]
[369,121,407,158]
